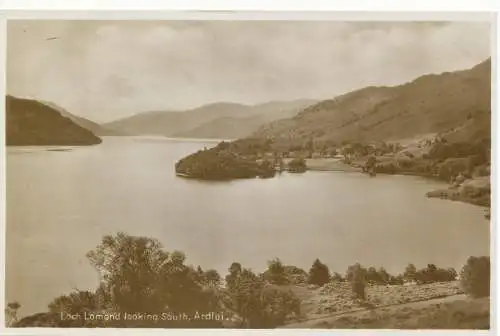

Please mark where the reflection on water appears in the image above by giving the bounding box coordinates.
[6,136,489,316]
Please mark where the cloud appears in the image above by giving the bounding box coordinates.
[7,21,490,122]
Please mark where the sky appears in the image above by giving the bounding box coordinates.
[7,20,491,123]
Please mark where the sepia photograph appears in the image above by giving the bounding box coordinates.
[4,16,492,329]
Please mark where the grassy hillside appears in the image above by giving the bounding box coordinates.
[6,95,102,146]
[103,100,316,138]
[254,59,491,145]
[41,101,125,136]
[174,115,268,139]
[285,297,489,329]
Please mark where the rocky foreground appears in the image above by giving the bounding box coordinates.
[285,296,489,329]
[287,281,463,323]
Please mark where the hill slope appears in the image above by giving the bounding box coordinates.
[41,101,124,136]
[6,95,102,146]
[103,100,317,139]
[253,59,491,144]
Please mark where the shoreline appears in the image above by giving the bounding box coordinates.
[176,156,489,211]
[302,158,490,210]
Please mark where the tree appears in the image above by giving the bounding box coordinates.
[460,256,490,298]
[265,258,287,285]
[378,267,390,284]
[414,264,459,284]
[284,265,308,284]
[259,285,301,327]
[331,272,344,282]
[86,232,221,327]
[203,269,222,287]
[366,267,381,284]
[404,263,417,282]
[226,267,266,327]
[388,274,404,285]
[415,264,439,284]
[342,146,354,162]
[347,263,367,300]
[48,290,102,327]
[306,138,314,152]
[228,268,264,327]
[288,158,307,173]
[307,259,330,286]
[5,301,21,327]
[345,263,367,282]
[226,264,301,328]
[364,156,377,172]
[447,267,458,281]
[226,262,243,292]
[86,233,169,314]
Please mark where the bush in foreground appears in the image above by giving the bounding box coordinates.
[225,264,300,328]
[460,256,490,298]
[346,263,367,300]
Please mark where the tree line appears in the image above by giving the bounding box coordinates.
[7,233,490,328]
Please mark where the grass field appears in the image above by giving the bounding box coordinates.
[292,281,463,320]
[285,296,489,329]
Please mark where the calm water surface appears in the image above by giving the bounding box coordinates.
[6,136,489,315]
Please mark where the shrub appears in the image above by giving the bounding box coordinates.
[308,259,330,286]
[398,157,414,169]
[460,256,490,298]
[226,262,243,291]
[473,164,490,177]
[414,264,457,284]
[388,274,404,285]
[375,162,397,174]
[288,158,307,173]
[5,301,21,327]
[203,269,222,287]
[284,265,308,284]
[404,263,417,282]
[331,272,344,282]
[226,266,300,328]
[48,290,102,327]
[259,285,301,327]
[468,153,489,172]
[436,158,469,182]
[366,267,381,284]
[428,142,475,160]
[346,263,367,300]
[377,267,391,284]
[226,267,264,327]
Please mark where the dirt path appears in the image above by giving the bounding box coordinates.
[283,294,467,328]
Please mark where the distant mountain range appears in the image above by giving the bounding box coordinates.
[253,58,491,145]
[6,58,490,147]
[102,100,318,139]
[6,95,102,146]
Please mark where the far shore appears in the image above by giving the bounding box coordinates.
[101,135,236,143]
[292,158,363,173]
